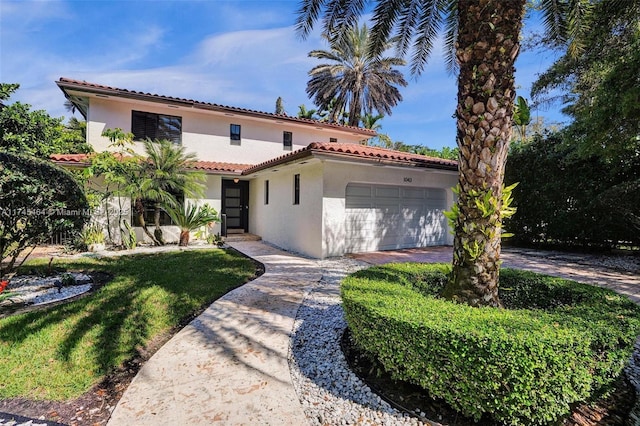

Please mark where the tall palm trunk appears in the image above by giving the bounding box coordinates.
[442,0,525,307]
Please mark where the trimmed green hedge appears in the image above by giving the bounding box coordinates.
[341,264,640,425]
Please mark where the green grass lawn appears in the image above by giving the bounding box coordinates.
[0,248,256,400]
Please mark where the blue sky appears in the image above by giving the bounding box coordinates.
[0,0,567,150]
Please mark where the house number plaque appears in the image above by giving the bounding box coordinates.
[403,177,413,183]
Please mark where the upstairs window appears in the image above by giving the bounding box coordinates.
[293,174,300,205]
[132,110,182,144]
[283,131,293,151]
[230,124,241,145]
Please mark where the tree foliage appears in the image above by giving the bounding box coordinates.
[0,152,88,277]
[505,132,640,248]
[531,0,640,160]
[0,83,92,158]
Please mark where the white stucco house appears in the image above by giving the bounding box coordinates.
[53,77,458,259]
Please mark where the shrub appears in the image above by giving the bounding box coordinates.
[0,152,88,277]
[341,263,640,425]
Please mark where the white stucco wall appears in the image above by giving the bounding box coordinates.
[321,160,458,257]
[249,161,324,258]
[86,96,368,164]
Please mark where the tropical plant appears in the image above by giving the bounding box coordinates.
[137,138,206,245]
[532,0,640,161]
[360,112,384,130]
[297,0,593,307]
[120,219,137,250]
[165,202,220,247]
[306,23,407,127]
[297,104,317,119]
[512,95,531,142]
[85,128,138,244]
[0,152,88,278]
[80,223,105,246]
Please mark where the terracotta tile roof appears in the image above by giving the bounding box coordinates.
[50,153,92,165]
[187,161,253,173]
[243,142,458,174]
[50,153,251,174]
[57,77,376,137]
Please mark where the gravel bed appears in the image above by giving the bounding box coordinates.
[289,258,431,426]
[289,257,640,426]
[1,273,92,307]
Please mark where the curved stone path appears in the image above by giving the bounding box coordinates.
[107,241,321,425]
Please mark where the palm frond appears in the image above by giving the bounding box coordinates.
[295,0,328,39]
[566,0,594,57]
[369,0,406,57]
[442,0,458,75]
[540,0,568,47]
[409,0,444,76]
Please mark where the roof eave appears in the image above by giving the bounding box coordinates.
[56,79,376,138]
[243,148,458,175]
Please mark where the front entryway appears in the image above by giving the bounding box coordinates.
[222,179,249,233]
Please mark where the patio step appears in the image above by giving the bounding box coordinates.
[223,233,262,242]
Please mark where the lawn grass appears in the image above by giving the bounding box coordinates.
[0,248,256,400]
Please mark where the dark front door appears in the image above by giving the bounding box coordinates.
[222,179,249,232]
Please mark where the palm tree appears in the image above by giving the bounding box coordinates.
[307,23,408,127]
[297,0,591,307]
[165,202,219,246]
[138,139,206,245]
[361,112,384,130]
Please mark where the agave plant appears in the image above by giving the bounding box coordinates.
[165,202,219,247]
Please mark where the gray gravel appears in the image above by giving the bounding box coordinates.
[289,257,640,426]
[289,258,432,426]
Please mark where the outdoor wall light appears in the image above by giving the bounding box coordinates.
[233,178,240,183]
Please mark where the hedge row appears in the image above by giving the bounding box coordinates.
[504,133,640,249]
[341,264,640,425]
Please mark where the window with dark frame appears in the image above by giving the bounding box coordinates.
[131,110,182,144]
[230,124,241,145]
[329,137,338,143]
[293,174,300,205]
[283,131,293,151]
[264,180,269,205]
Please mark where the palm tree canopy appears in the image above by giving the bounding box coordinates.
[296,0,593,76]
[306,23,407,127]
[139,138,206,207]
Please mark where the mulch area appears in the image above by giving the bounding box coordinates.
[341,329,635,425]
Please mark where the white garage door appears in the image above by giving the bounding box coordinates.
[345,183,448,253]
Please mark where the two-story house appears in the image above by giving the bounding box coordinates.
[53,78,458,258]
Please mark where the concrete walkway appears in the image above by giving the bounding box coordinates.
[107,241,321,426]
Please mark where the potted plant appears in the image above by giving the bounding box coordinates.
[165,202,219,247]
